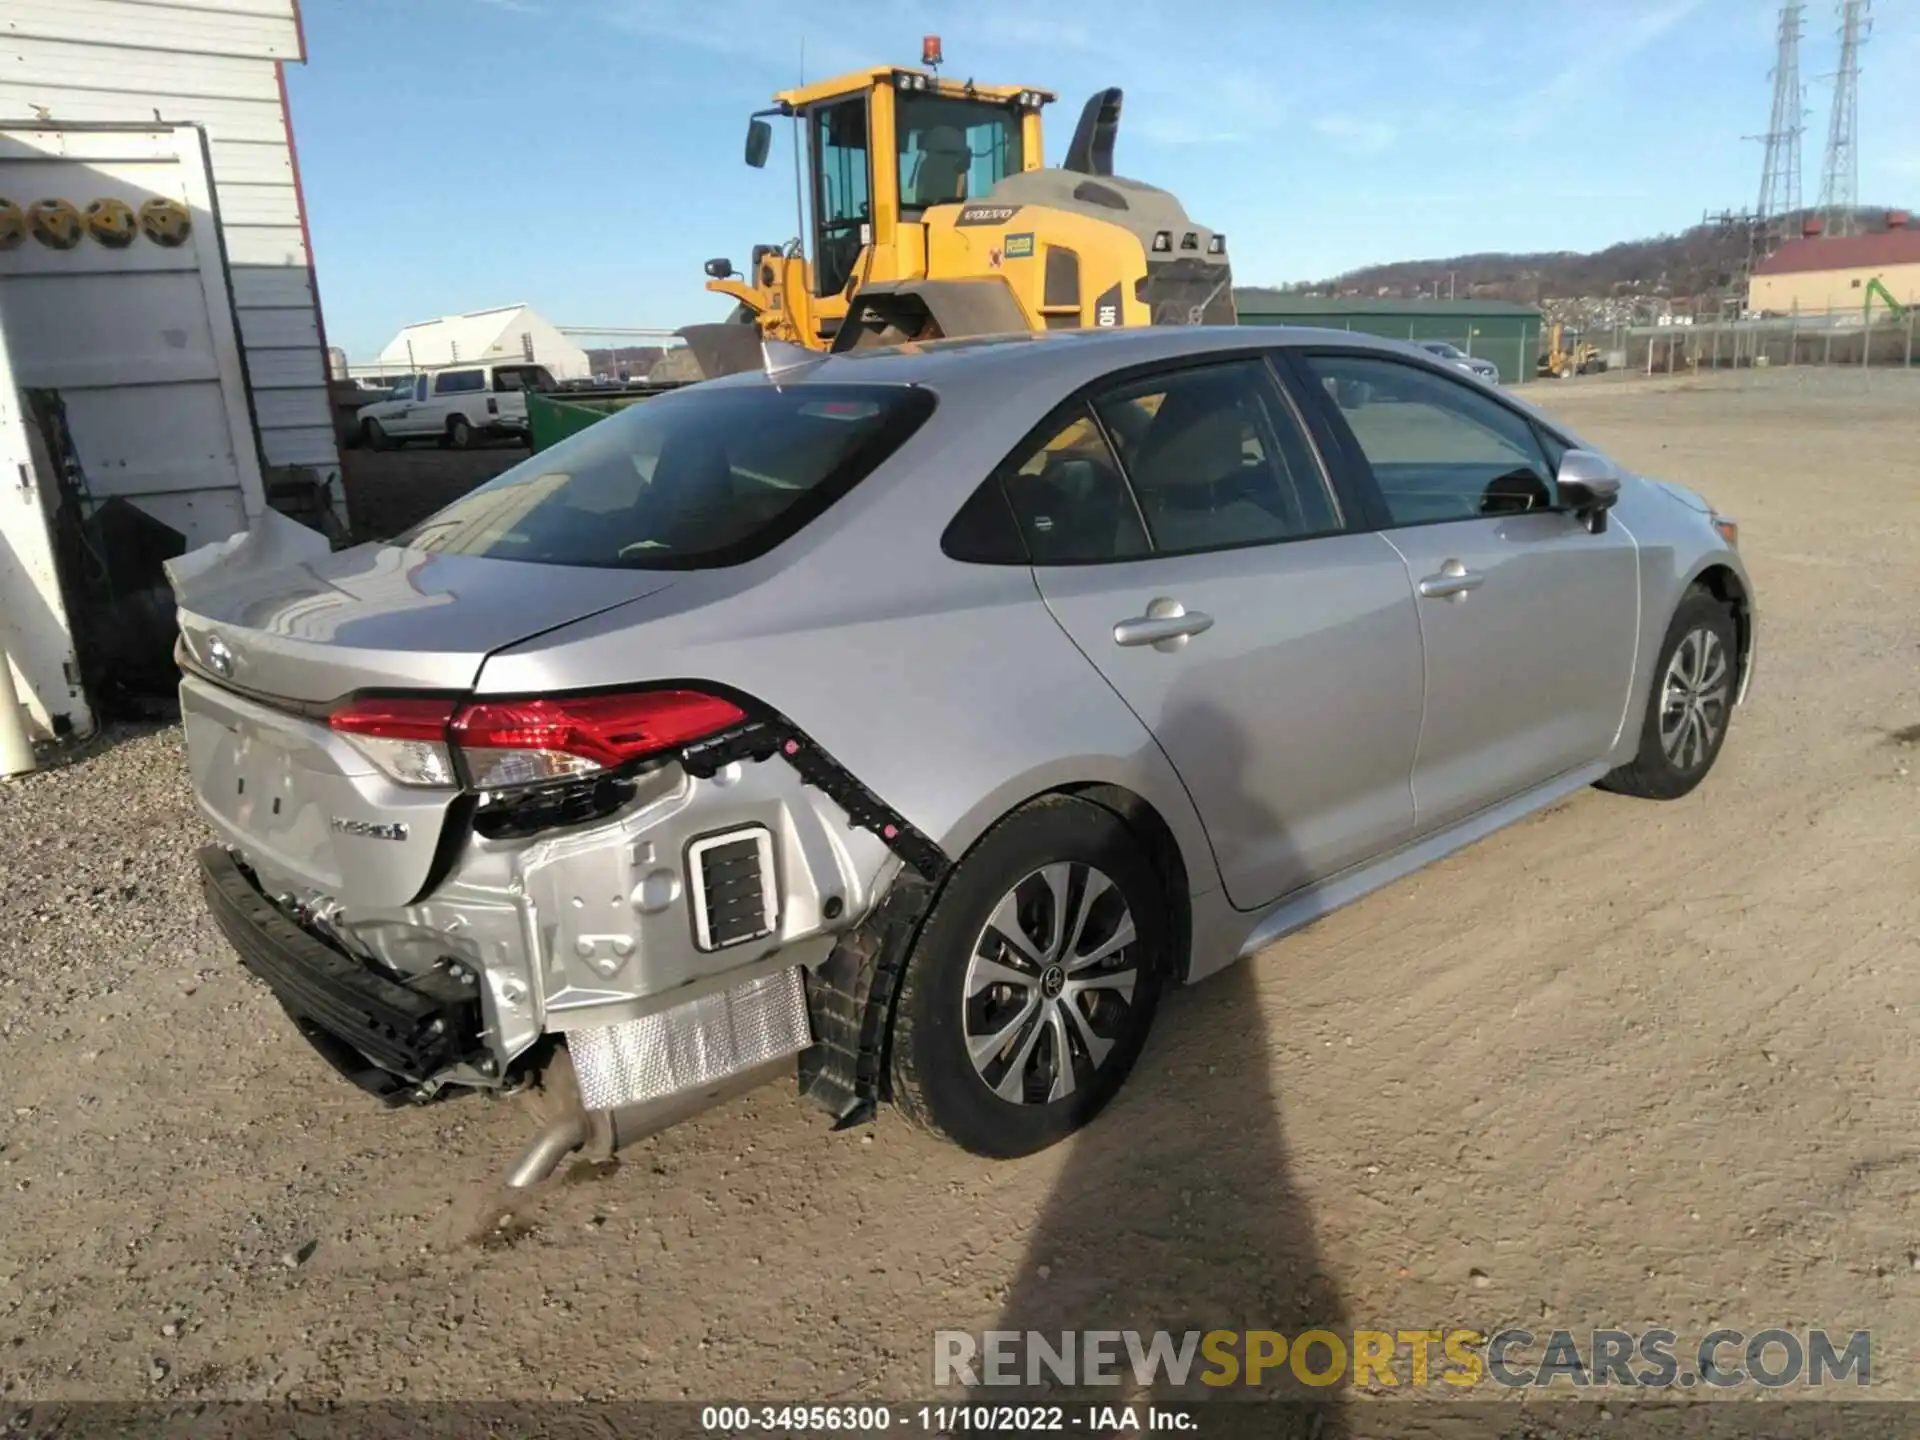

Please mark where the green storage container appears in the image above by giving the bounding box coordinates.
[527,389,667,453]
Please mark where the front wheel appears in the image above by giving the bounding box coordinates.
[363,418,391,451]
[889,795,1168,1158]
[1598,588,1739,800]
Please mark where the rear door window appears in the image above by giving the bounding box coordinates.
[1090,360,1341,554]
[401,383,936,569]
[995,405,1150,564]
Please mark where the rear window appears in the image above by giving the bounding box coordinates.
[399,382,936,570]
[491,365,554,392]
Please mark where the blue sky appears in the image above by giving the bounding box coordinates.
[287,0,1920,359]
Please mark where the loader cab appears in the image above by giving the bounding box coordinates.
[728,64,1051,333]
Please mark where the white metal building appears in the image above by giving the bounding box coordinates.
[0,0,340,744]
[0,0,340,493]
[373,303,590,380]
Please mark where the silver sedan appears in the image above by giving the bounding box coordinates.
[175,326,1754,1180]
[1418,339,1502,382]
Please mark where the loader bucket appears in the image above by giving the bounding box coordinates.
[675,322,766,380]
[830,278,1033,353]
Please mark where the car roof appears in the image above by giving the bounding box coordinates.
[705,324,1422,403]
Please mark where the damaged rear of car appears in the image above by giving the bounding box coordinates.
[178,375,948,1183]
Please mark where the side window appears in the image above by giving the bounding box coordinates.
[1303,354,1558,525]
[997,405,1149,564]
[1091,360,1341,556]
[435,369,484,396]
[943,474,1026,563]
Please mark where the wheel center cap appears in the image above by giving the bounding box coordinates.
[1040,965,1066,999]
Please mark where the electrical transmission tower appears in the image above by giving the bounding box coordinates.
[1817,0,1870,236]
[1753,4,1805,232]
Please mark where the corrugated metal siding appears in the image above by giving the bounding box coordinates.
[0,0,301,61]
[0,0,338,495]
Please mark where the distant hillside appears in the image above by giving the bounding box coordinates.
[1270,208,1913,317]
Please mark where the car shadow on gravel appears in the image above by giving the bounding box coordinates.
[976,694,1350,1437]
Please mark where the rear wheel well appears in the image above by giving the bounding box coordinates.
[813,782,1196,1126]
[1690,563,1751,695]
[1057,782,1193,986]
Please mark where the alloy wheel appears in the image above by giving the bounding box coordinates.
[1659,626,1731,770]
[962,862,1141,1105]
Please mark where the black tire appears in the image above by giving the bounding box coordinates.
[363,418,390,452]
[1598,588,1739,800]
[889,795,1169,1159]
[448,415,474,450]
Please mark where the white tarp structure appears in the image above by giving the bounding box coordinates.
[375,304,591,380]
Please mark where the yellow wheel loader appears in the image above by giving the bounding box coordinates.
[1538,323,1606,379]
[677,40,1235,378]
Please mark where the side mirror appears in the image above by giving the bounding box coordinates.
[1556,449,1623,533]
[704,257,736,280]
[744,118,772,169]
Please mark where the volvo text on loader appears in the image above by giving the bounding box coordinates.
[677,39,1235,379]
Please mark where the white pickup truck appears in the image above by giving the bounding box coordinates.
[356,362,556,450]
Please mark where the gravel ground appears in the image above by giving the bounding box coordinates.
[2,367,1918,1417]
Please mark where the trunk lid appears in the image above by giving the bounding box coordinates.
[176,544,677,703]
[177,544,678,908]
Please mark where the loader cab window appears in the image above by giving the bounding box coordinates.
[896,96,1023,216]
[811,96,871,298]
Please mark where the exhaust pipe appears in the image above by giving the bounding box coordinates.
[504,1098,594,1190]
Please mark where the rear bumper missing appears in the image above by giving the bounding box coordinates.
[199,846,485,1101]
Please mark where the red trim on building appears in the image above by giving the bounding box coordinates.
[290,0,308,64]
[1753,231,1920,277]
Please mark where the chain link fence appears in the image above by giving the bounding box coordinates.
[1575,311,1920,377]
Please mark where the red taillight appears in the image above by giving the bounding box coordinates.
[328,695,460,788]
[328,695,459,741]
[324,689,746,791]
[452,690,747,790]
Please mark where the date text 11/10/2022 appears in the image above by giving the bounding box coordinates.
[699,1405,1196,1432]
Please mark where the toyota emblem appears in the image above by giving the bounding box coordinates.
[205,633,234,679]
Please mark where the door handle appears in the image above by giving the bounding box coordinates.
[1417,559,1485,601]
[1113,597,1214,652]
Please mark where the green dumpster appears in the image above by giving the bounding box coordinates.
[526,389,665,452]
